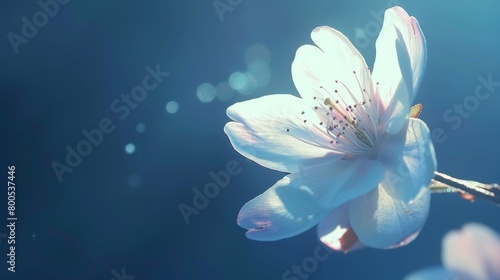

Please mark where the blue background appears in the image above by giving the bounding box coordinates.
[1,0,500,279]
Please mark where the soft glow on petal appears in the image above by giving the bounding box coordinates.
[237,175,327,241]
[295,158,384,208]
[388,230,421,249]
[292,26,376,114]
[291,26,383,156]
[225,94,342,173]
[377,118,437,201]
[442,223,500,280]
[372,7,427,134]
[349,182,430,249]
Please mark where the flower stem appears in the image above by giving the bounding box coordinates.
[432,171,500,206]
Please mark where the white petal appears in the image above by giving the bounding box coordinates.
[317,203,364,252]
[225,94,341,173]
[349,119,435,249]
[293,158,384,209]
[350,118,435,249]
[442,223,500,280]
[349,181,430,249]
[388,230,421,249]
[292,26,376,112]
[372,6,426,134]
[377,118,437,201]
[237,175,327,241]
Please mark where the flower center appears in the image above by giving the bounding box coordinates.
[286,69,381,157]
[322,97,372,147]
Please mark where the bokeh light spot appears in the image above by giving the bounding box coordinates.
[229,72,249,92]
[196,83,216,103]
[166,101,179,114]
[125,143,136,154]
[136,123,146,133]
[245,44,271,65]
[246,60,270,88]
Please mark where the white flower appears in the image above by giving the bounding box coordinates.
[406,223,500,280]
[224,6,437,250]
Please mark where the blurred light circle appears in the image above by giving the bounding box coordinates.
[166,101,179,114]
[216,82,234,101]
[229,72,249,92]
[246,60,270,88]
[127,174,142,188]
[125,143,136,154]
[235,77,256,95]
[245,44,271,65]
[196,83,216,103]
[136,123,146,133]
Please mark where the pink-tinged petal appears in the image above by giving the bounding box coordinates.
[349,182,430,249]
[295,158,384,209]
[237,175,327,241]
[442,223,500,280]
[388,230,420,249]
[405,267,470,280]
[372,6,426,134]
[291,26,377,114]
[317,203,364,252]
[377,118,437,201]
[225,94,341,173]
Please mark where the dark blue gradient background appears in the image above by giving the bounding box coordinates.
[1,0,500,279]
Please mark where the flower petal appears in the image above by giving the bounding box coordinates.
[291,26,377,113]
[442,223,500,280]
[349,180,431,249]
[377,118,437,201]
[350,119,435,249]
[237,175,327,241]
[294,158,384,209]
[317,203,364,252]
[404,267,470,280]
[388,230,421,249]
[225,94,341,173]
[372,6,426,134]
